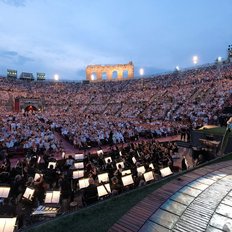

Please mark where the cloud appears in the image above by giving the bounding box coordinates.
[0,0,27,7]
[0,49,34,65]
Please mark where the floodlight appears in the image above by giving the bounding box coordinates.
[192,55,198,64]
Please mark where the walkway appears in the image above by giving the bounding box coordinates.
[109,160,232,232]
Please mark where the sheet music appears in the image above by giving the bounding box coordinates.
[75,153,84,160]
[160,167,173,177]
[97,150,103,156]
[104,157,112,163]
[122,174,134,186]
[132,157,136,164]
[44,191,60,204]
[137,166,146,174]
[149,163,155,170]
[0,187,10,198]
[44,192,53,203]
[51,191,60,203]
[122,169,131,176]
[98,173,109,183]
[97,184,111,197]
[78,178,89,189]
[73,170,84,179]
[116,162,124,169]
[144,171,154,182]
[0,217,16,232]
[34,173,43,181]
[23,187,35,201]
[48,162,56,169]
[74,162,84,169]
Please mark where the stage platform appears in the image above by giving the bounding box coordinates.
[109,160,232,232]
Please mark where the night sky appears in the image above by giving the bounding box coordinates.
[0,0,231,80]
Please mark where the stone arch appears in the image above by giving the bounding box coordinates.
[25,105,38,112]
[86,62,134,82]
[102,72,107,80]
[123,70,129,78]
[91,72,97,81]
[112,71,118,79]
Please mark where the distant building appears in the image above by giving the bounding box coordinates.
[37,72,46,81]
[86,61,134,82]
[7,69,17,79]
[19,72,34,81]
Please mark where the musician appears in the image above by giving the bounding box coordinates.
[82,177,98,206]
[111,176,123,195]
[59,175,72,212]
[181,156,188,171]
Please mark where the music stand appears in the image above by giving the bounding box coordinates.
[97,184,111,197]
[144,171,154,182]
[23,187,35,201]
[78,178,89,189]
[44,191,60,204]
[121,169,131,176]
[75,153,84,160]
[116,162,124,169]
[74,162,84,169]
[122,174,134,187]
[98,173,109,183]
[137,166,146,174]
[149,163,155,170]
[132,157,136,164]
[73,170,84,179]
[0,217,17,232]
[34,173,43,181]
[48,162,56,169]
[160,167,173,178]
[97,150,104,156]
[0,187,10,199]
[104,157,112,163]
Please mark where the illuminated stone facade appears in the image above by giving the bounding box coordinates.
[86,61,134,82]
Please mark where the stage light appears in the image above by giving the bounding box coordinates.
[139,68,144,76]
[54,74,59,81]
[91,74,96,81]
[176,66,180,71]
[217,56,222,62]
[192,55,198,65]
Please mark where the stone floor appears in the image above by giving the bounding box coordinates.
[109,160,232,232]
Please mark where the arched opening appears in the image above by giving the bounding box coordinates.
[102,72,107,80]
[123,70,128,78]
[25,105,38,112]
[91,72,97,81]
[112,71,118,79]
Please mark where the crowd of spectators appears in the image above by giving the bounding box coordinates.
[0,62,232,229]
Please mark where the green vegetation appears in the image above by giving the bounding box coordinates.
[26,153,232,232]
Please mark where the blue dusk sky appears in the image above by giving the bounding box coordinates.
[0,0,231,80]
